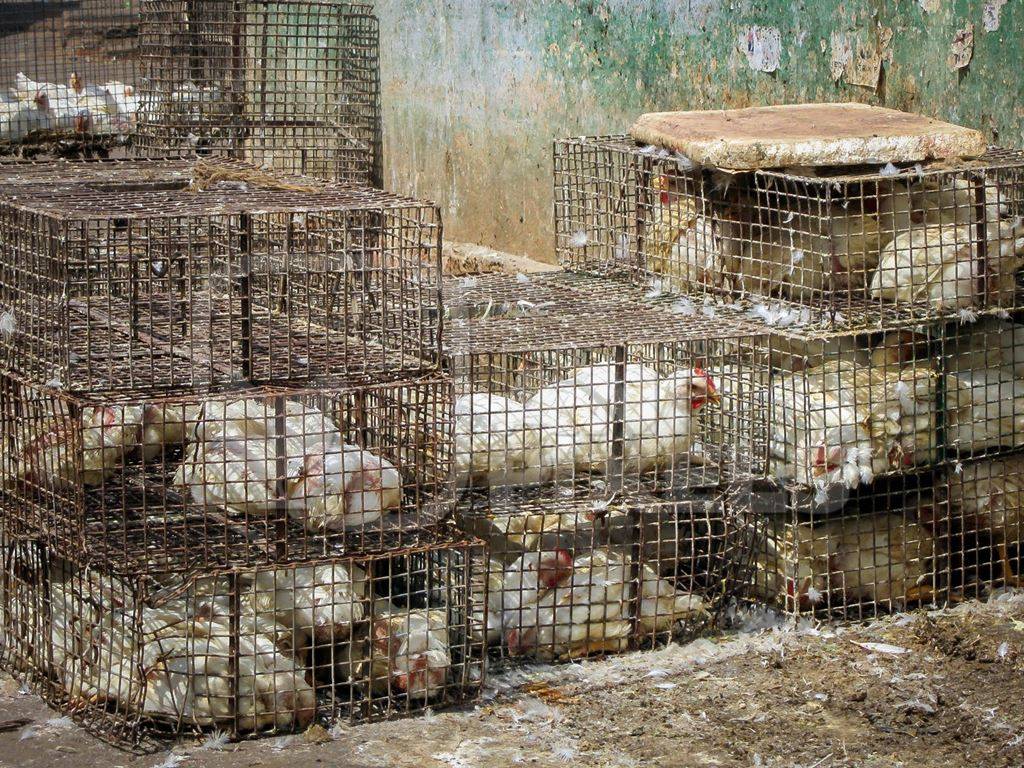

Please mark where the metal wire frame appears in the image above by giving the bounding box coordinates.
[455,488,755,663]
[133,1,382,186]
[442,269,673,323]
[0,524,485,746]
[0,1,141,158]
[0,370,455,571]
[737,470,957,620]
[944,450,1024,594]
[753,307,1024,494]
[0,156,284,192]
[0,180,443,391]
[554,136,1024,330]
[444,302,771,500]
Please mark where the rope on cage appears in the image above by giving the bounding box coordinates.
[188,160,324,193]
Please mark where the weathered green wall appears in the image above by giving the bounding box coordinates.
[375,0,1024,260]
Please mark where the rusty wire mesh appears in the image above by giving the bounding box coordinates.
[134,0,382,185]
[0,519,484,745]
[444,275,771,500]
[0,0,141,158]
[945,451,1024,596]
[555,136,1024,330]
[736,472,949,620]
[457,488,757,662]
[0,177,443,391]
[0,371,455,570]
[749,310,1024,497]
[736,452,1024,621]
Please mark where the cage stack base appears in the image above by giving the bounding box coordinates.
[0,522,485,747]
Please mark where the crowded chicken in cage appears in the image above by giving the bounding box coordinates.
[0,72,140,143]
[0,373,453,564]
[0,1,140,152]
[446,310,767,497]
[711,313,1024,498]
[740,476,944,618]
[458,492,749,661]
[555,118,1024,321]
[0,172,442,390]
[0,535,483,737]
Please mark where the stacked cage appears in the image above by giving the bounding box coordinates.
[0,159,484,743]
[133,0,382,185]
[445,270,767,661]
[553,119,1024,619]
[0,1,382,186]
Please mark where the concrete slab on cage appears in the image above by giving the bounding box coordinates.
[629,103,988,170]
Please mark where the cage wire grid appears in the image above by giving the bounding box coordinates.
[0,0,141,158]
[133,0,382,185]
[0,369,458,571]
[0,518,486,745]
[735,453,1024,620]
[752,308,1024,495]
[0,175,444,391]
[554,136,1024,330]
[444,275,772,500]
[439,271,768,662]
[457,487,759,663]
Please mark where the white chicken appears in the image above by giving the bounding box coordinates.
[525,363,719,479]
[47,567,316,732]
[174,397,402,532]
[454,393,532,487]
[870,218,1024,310]
[524,380,611,476]
[102,81,141,126]
[769,359,937,489]
[339,605,452,702]
[947,454,1024,586]
[875,177,1009,238]
[495,549,575,624]
[16,404,144,488]
[946,368,1024,454]
[0,91,51,141]
[643,172,746,294]
[69,72,124,135]
[504,549,706,661]
[14,73,87,133]
[140,402,200,462]
[247,561,369,647]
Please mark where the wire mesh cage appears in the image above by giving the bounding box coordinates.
[0,371,454,569]
[456,488,755,662]
[945,451,1024,593]
[0,525,484,745]
[134,0,382,186]
[0,176,443,391]
[554,136,1024,329]
[444,279,770,501]
[737,472,954,620]
[744,310,1024,498]
[0,0,141,158]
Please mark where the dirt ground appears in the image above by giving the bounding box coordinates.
[2,593,1023,768]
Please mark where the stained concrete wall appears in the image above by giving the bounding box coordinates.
[375,0,1024,261]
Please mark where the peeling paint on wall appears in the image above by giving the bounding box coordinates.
[982,0,1008,32]
[739,26,781,72]
[373,0,1024,261]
